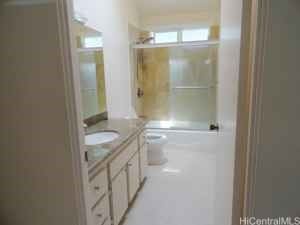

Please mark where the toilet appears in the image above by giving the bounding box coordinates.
[146,133,168,165]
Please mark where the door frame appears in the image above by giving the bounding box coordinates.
[232,0,270,222]
[57,0,92,225]
[60,0,271,224]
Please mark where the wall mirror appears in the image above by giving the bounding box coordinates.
[74,22,107,124]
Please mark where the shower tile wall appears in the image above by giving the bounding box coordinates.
[139,48,170,120]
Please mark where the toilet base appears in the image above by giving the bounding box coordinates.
[148,157,168,166]
[146,133,168,166]
[148,151,168,165]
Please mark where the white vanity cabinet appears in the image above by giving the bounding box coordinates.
[91,195,110,225]
[89,168,111,225]
[139,131,148,183]
[109,139,138,179]
[88,128,148,225]
[111,168,128,225]
[89,169,108,207]
[109,137,139,224]
[128,152,140,202]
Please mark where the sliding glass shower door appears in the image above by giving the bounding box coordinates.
[136,43,218,130]
[168,45,217,129]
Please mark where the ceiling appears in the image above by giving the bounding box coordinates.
[136,0,220,17]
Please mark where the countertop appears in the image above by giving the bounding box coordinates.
[86,119,147,171]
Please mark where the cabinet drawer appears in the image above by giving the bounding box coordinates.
[92,194,110,225]
[89,168,108,208]
[139,130,146,147]
[110,138,138,179]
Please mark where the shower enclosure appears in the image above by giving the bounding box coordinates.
[134,41,218,130]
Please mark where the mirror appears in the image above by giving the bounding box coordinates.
[74,22,107,123]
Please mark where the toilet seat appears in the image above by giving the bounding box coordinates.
[147,135,161,140]
[146,134,168,145]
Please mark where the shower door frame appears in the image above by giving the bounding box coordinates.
[134,41,220,130]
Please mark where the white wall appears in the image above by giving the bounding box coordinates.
[214,0,243,224]
[73,0,139,32]
[250,0,300,217]
[137,0,219,31]
[141,12,220,31]
[73,0,140,118]
[0,2,88,225]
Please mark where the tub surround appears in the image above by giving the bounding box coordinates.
[86,119,147,171]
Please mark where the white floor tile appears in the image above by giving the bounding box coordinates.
[124,138,217,225]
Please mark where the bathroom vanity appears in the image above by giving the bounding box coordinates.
[86,119,148,225]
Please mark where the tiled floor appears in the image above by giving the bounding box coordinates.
[123,137,217,225]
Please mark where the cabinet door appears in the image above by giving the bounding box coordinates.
[89,169,108,208]
[91,194,110,225]
[111,168,128,225]
[128,153,140,202]
[140,144,148,183]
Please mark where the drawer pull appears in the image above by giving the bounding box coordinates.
[97,214,103,218]
[94,186,101,191]
[128,163,133,167]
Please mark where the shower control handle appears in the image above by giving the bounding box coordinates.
[137,88,144,98]
[210,124,219,131]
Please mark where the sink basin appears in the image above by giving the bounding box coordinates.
[85,131,119,145]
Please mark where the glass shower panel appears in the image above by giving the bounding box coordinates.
[169,46,217,126]
[136,44,218,130]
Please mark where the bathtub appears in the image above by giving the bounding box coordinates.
[146,129,218,150]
